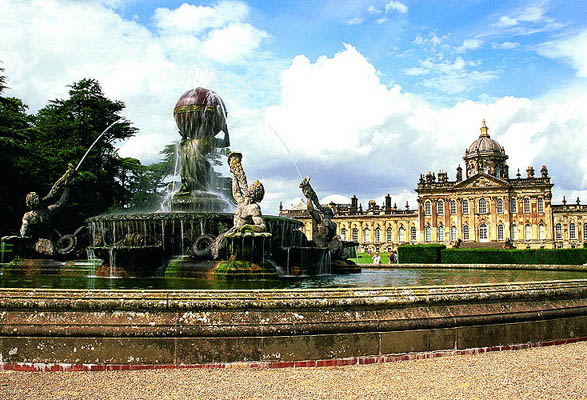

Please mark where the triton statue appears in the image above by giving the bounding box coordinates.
[228,152,265,232]
[299,176,337,248]
[20,163,76,255]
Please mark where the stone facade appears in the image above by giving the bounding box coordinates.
[280,120,587,252]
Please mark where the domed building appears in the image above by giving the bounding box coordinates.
[281,120,587,251]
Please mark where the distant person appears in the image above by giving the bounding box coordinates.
[393,251,398,263]
[388,251,394,264]
[368,248,372,257]
[372,252,380,264]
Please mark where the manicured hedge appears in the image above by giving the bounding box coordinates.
[440,248,587,265]
[398,245,446,264]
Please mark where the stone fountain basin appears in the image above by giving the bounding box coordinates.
[0,276,586,370]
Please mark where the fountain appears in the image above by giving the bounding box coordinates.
[0,87,585,371]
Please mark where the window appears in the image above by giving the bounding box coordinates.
[386,227,392,242]
[479,224,488,241]
[410,227,417,241]
[399,227,406,242]
[525,224,532,241]
[511,224,518,240]
[584,223,587,240]
[570,223,576,239]
[425,201,431,216]
[497,199,503,214]
[438,226,444,242]
[375,227,381,242]
[437,201,444,215]
[341,228,347,241]
[363,228,370,242]
[478,198,487,214]
[463,225,470,240]
[524,198,530,214]
[425,226,431,242]
[539,224,545,240]
[352,228,358,242]
[498,224,504,240]
[510,198,517,213]
[450,200,456,215]
[555,224,562,240]
[451,226,457,242]
[462,200,469,215]
[538,198,544,213]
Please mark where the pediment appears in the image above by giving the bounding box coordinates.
[454,172,510,190]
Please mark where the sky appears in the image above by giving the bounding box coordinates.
[1,0,587,213]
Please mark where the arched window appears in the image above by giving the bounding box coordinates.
[525,224,532,241]
[410,227,417,241]
[363,228,370,242]
[425,201,431,216]
[463,225,470,240]
[524,198,530,214]
[479,224,488,241]
[496,199,503,214]
[478,198,487,214]
[341,228,347,241]
[399,227,406,242]
[555,224,562,240]
[510,198,517,213]
[386,227,393,242]
[451,226,457,242]
[538,198,544,213]
[375,227,381,242]
[437,201,444,215]
[497,224,504,240]
[425,226,431,242]
[352,228,359,242]
[511,224,518,240]
[570,223,576,239]
[450,200,456,215]
[438,226,444,242]
[462,200,469,215]
[539,224,545,240]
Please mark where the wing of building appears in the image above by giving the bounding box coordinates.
[280,120,587,251]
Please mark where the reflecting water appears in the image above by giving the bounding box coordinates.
[0,267,584,290]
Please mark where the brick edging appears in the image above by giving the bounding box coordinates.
[2,337,585,372]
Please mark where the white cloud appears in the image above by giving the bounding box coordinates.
[491,5,564,36]
[456,39,482,52]
[153,2,249,34]
[368,5,382,15]
[345,17,364,25]
[384,1,408,14]
[201,23,269,64]
[492,41,520,49]
[537,30,587,77]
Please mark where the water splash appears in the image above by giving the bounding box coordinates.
[267,126,303,182]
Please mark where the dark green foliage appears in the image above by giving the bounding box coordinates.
[397,244,446,264]
[440,248,587,265]
[0,71,172,234]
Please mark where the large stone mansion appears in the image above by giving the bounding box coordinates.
[280,120,587,252]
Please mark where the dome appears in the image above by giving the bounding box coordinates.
[464,119,504,156]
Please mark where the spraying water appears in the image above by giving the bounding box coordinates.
[75,118,124,171]
[268,127,304,182]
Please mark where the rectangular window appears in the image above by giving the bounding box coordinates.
[451,226,457,242]
[497,199,503,214]
[411,227,417,241]
[510,198,517,213]
[570,223,576,239]
[539,224,545,240]
[463,225,469,240]
[555,224,562,240]
[450,201,456,215]
[438,226,444,242]
[437,201,444,215]
[462,200,469,215]
[538,198,544,213]
[524,198,530,213]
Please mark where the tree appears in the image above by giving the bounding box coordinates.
[0,66,35,232]
[29,78,139,232]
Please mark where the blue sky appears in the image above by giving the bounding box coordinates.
[1,0,587,212]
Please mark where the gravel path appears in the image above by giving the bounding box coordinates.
[1,342,586,400]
